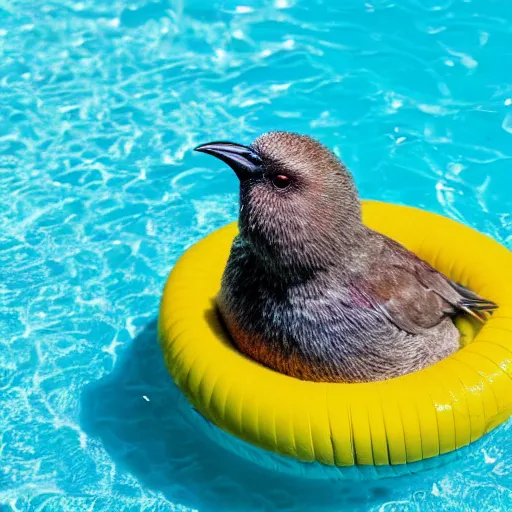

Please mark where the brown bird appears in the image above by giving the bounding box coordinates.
[195,132,497,383]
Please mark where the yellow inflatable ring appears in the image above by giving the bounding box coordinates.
[158,201,512,467]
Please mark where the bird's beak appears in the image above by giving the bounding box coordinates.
[194,141,263,181]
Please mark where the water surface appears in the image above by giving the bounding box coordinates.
[1,0,511,510]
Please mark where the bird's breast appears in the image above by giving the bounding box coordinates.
[219,310,325,381]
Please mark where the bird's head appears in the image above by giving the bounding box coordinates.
[195,131,362,274]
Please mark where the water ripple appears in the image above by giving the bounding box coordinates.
[1,0,511,511]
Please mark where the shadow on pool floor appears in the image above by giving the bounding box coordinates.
[80,319,441,511]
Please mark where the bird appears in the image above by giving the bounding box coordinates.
[194,131,498,383]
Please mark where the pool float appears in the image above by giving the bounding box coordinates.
[158,201,512,470]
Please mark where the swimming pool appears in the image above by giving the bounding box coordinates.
[1,0,511,510]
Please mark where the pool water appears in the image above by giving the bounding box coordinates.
[1,0,511,510]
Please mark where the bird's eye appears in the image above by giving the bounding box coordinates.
[272,175,290,189]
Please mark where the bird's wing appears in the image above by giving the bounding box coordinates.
[350,235,497,335]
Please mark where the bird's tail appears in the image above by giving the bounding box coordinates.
[451,281,498,322]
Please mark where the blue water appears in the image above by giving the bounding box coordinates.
[1,0,511,510]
